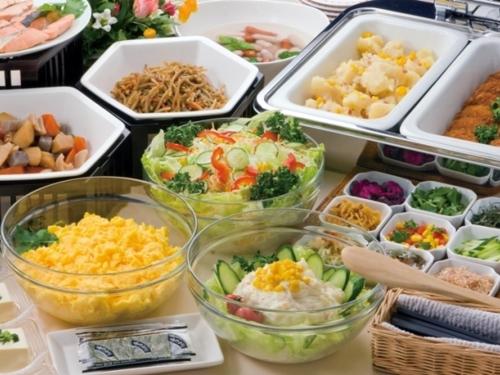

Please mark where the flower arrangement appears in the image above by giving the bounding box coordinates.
[83,0,197,67]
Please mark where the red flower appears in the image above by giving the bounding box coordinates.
[112,3,120,15]
[163,1,176,16]
[133,0,159,18]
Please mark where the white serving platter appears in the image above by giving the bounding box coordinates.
[0,0,91,59]
[256,12,468,130]
[401,37,500,159]
[81,36,259,121]
[47,313,224,375]
[0,87,125,180]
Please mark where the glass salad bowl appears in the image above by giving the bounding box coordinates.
[187,208,385,363]
[142,113,324,228]
[1,177,197,325]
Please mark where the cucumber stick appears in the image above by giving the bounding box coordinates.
[215,260,241,294]
[179,165,203,180]
[343,277,365,302]
[277,245,296,261]
[306,254,324,280]
[227,148,249,170]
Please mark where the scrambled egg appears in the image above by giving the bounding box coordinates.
[18,213,184,325]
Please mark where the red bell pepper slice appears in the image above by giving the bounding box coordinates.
[232,175,256,190]
[160,171,175,180]
[262,130,278,141]
[283,153,305,172]
[245,165,258,177]
[211,147,231,184]
[165,142,189,152]
[198,130,236,144]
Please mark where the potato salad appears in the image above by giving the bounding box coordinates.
[305,32,435,119]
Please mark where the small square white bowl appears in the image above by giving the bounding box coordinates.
[81,36,259,121]
[377,144,436,172]
[320,194,392,237]
[380,212,456,260]
[447,225,500,273]
[0,87,125,181]
[404,181,477,228]
[259,13,467,130]
[490,170,500,187]
[427,258,500,297]
[464,197,500,228]
[381,241,434,272]
[436,157,491,186]
[343,171,415,213]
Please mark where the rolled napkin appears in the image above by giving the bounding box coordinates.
[396,294,500,344]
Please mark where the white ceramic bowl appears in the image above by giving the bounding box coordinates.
[490,170,500,187]
[447,225,500,273]
[0,87,124,181]
[377,144,436,172]
[380,212,456,260]
[381,242,434,272]
[405,181,477,228]
[401,37,500,159]
[464,197,500,228]
[320,195,392,237]
[427,258,500,297]
[343,171,415,213]
[436,157,491,186]
[257,12,468,130]
[81,36,259,121]
[176,0,329,84]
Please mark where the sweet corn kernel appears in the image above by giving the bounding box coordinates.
[252,259,310,293]
[410,234,422,242]
[395,86,409,96]
[361,31,373,38]
[396,56,407,66]
[408,51,417,60]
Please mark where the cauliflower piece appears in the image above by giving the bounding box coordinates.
[368,101,395,118]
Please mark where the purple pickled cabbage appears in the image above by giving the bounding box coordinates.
[350,178,405,205]
[382,145,434,166]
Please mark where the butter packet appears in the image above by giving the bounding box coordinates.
[77,323,195,372]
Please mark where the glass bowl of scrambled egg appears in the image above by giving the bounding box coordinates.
[187,208,385,363]
[1,177,197,325]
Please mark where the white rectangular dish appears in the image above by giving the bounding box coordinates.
[257,13,468,130]
[427,258,500,297]
[401,37,500,159]
[404,181,477,228]
[47,313,223,375]
[436,157,492,186]
[320,194,392,237]
[464,197,500,227]
[0,87,125,181]
[380,212,456,260]
[343,170,415,213]
[81,36,259,121]
[447,225,500,273]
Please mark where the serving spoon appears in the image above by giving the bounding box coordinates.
[341,246,500,309]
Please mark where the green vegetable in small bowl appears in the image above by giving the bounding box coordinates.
[410,187,466,216]
[441,158,490,177]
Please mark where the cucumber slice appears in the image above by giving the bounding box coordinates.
[322,268,336,281]
[329,268,350,290]
[276,245,296,261]
[255,142,279,161]
[179,165,203,180]
[227,148,249,170]
[223,123,245,132]
[230,261,246,280]
[306,253,323,280]
[215,260,241,294]
[343,277,365,302]
[196,151,212,166]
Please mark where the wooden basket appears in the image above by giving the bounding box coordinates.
[371,289,500,375]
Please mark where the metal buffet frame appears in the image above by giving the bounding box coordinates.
[255,0,500,168]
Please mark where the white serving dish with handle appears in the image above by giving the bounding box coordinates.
[0,87,125,181]
[404,181,477,228]
[380,211,456,260]
[436,157,492,186]
[343,170,415,213]
[376,144,436,172]
[401,37,500,159]
[428,258,500,297]
[256,12,468,130]
[81,36,259,121]
[464,197,500,227]
[447,225,500,273]
[320,194,392,237]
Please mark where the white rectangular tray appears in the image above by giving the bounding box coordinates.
[47,313,223,375]
[257,12,468,130]
[401,37,500,159]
